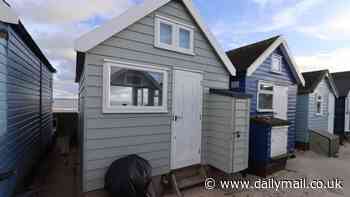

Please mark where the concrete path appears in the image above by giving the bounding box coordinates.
[30,144,350,197]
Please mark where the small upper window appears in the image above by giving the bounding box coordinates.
[103,61,168,113]
[271,54,282,73]
[155,16,194,55]
[316,94,323,115]
[257,82,274,112]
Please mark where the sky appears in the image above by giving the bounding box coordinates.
[6,0,350,98]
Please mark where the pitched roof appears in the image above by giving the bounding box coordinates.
[298,70,338,97]
[0,1,56,73]
[226,36,279,71]
[75,0,235,76]
[226,35,305,86]
[332,71,350,97]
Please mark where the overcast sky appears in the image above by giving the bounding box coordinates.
[7,0,350,98]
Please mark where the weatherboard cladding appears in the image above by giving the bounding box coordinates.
[0,24,53,196]
[295,78,333,143]
[80,1,231,192]
[334,97,346,134]
[295,94,309,143]
[332,72,350,134]
[242,47,298,152]
[307,79,332,133]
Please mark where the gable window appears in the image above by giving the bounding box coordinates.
[103,60,168,113]
[316,94,323,115]
[271,54,282,73]
[257,82,274,112]
[155,15,194,55]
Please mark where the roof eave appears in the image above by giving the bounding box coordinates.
[74,0,236,76]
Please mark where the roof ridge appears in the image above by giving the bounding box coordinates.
[226,35,280,54]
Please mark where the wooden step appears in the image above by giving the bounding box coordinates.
[177,174,204,189]
[174,165,201,180]
[169,165,208,197]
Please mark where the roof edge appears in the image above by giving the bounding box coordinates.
[246,36,305,86]
[74,0,236,76]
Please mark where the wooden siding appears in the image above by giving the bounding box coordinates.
[307,78,332,132]
[334,97,345,135]
[243,47,298,152]
[0,24,53,196]
[295,94,309,143]
[0,24,11,197]
[81,1,230,192]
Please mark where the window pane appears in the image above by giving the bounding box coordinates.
[271,56,281,72]
[179,28,190,49]
[259,93,273,110]
[260,84,273,91]
[317,101,322,113]
[160,23,172,45]
[110,66,164,107]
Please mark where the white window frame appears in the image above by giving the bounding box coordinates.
[315,93,323,116]
[103,59,168,114]
[155,15,194,55]
[271,54,282,74]
[257,81,274,112]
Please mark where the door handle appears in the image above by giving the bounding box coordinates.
[0,170,16,182]
[173,115,183,122]
[233,131,241,139]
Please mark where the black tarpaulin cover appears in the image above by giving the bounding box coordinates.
[105,154,152,197]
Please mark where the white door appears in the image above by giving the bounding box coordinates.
[271,126,289,158]
[345,96,350,132]
[273,86,288,120]
[171,70,203,169]
[328,93,335,134]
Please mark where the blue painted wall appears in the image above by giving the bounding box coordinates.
[233,47,298,152]
[0,23,54,197]
[334,97,346,135]
[249,123,270,164]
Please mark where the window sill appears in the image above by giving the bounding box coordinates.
[102,107,168,114]
[155,43,195,56]
[257,109,274,113]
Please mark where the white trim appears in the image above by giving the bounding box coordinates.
[102,60,168,114]
[74,0,236,76]
[246,36,305,86]
[0,1,19,24]
[155,15,195,29]
[325,73,339,98]
[172,66,204,74]
[104,59,171,71]
[154,15,195,55]
[257,81,274,112]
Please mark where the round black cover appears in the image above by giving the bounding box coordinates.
[105,154,152,197]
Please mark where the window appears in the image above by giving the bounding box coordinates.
[257,82,274,112]
[103,60,168,113]
[155,15,194,55]
[316,94,323,115]
[271,54,282,73]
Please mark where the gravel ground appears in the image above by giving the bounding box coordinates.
[164,143,350,197]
